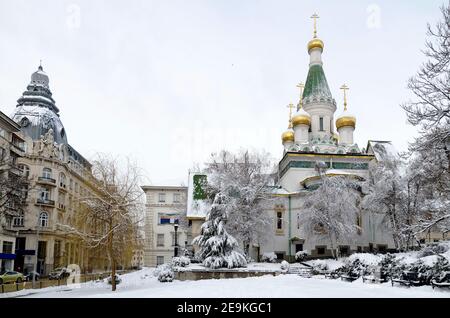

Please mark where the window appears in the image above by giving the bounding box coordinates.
[319,117,324,131]
[40,187,51,201]
[316,246,326,255]
[339,246,349,256]
[156,256,164,266]
[0,147,5,161]
[276,212,283,230]
[173,193,181,203]
[42,168,52,179]
[18,164,30,178]
[157,234,164,247]
[158,193,166,203]
[59,173,66,188]
[13,211,24,227]
[357,246,362,253]
[39,212,49,227]
[2,241,13,254]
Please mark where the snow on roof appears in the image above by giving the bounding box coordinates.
[366,140,398,161]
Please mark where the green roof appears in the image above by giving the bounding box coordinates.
[302,64,334,104]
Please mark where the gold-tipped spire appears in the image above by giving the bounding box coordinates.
[340,84,349,111]
[296,82,305,110]
[286,103,295,128]
[311,13,319,38]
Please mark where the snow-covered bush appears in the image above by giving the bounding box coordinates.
[155,264,175,283]
[261,252,277,263]
[379,253,404,280]
[172,256,190,267]
[295,250,309,262]
[341,258,370,278]
[280,261,290,273]
[418,242,450,258]
[311,262,329,275]
[406,260,432,284]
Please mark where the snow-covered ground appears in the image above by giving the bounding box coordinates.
[2,266,449,298]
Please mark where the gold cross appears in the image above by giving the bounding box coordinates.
[286,103,295,128]
[311,13,320,38]
[340,84,349,110]
[296,82,305,110]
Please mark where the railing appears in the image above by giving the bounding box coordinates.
[36,199,55,207]
[37,177,56,184]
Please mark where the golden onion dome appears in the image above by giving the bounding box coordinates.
[281,129,294,143]
[336,111,356,130]
[292,109,311,127]
[307,38,324,52]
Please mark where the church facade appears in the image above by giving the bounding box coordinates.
[259,17,396,260]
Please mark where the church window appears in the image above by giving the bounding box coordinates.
[276,212,283,230]
[319,117,324,131]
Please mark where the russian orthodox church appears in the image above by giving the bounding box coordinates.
[258,15,397,260]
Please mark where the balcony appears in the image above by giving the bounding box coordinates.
[37,176,56,186]
[36,198,55,207]
[59,183,67,192]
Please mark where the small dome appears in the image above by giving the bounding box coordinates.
[31,65,50,88]
[281,129,294,143]
[336,110,356,130]
[307,38,324,53]
[292,108,311,127]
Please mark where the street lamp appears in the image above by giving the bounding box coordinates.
[173,223,179,257]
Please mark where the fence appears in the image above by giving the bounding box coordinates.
[0,270,132,294]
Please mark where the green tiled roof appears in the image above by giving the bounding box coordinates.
[302,64,333,103]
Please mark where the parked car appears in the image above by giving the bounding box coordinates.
[0,271,25,284]
[48,267,70,280]
[25,271,40,282]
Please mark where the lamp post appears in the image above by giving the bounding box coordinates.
[173,223,179,257]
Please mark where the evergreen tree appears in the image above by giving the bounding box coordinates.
[193,193,247,269]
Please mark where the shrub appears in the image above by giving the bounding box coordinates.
[261,252,277,263]
[280,261,290,272]
[379,253,404,280]
[418,242,449,258]
[341,258,369,278]
[310,262,329,275]
[172,256,191,267]
[154,263,175,282]
[295,250,309,262]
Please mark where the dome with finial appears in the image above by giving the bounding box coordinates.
[336,110,356,129]
[307,38,324,53]
[281,129,294,143]
[292,108,311,127]
[11,64,68,145]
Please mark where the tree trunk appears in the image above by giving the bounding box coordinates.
[108,222,116,292]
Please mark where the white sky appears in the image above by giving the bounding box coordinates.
[0,0,445,185]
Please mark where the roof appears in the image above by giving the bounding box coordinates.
[366,140,398,161]
[302,64,334,105]
[141,185,187,191]
[0,110,20,132]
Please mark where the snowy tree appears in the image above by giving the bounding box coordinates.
[192,193,247,269]
[203,150,275,256]
[400,4,450,236]
[300,175,361,259]
[59,154,144,291]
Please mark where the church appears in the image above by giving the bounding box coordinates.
[259,15,396,260]
[184,15,398,262]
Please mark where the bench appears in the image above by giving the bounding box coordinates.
[391,271,422,287]
[340,275,359,282]
[431,272,450,289]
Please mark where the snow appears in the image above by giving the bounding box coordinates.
[2,267,449,298]
[367,141,398,161]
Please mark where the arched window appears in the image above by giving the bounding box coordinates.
[13,211,24,227]
[59,173,66,188]
[39,212,49,227]
[42,168,52,179]
[18,164,30,178]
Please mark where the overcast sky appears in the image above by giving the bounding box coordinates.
[0,0,445,185]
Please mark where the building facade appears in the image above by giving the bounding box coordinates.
[4,65,109,275]
[0,111,26,272]
[141,186,187,267]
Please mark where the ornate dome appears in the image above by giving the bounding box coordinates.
[281,129,294,143]
[307,38,324,53]
[292,108,311,127]
[11,65,68,145]
[336,110,356,129]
